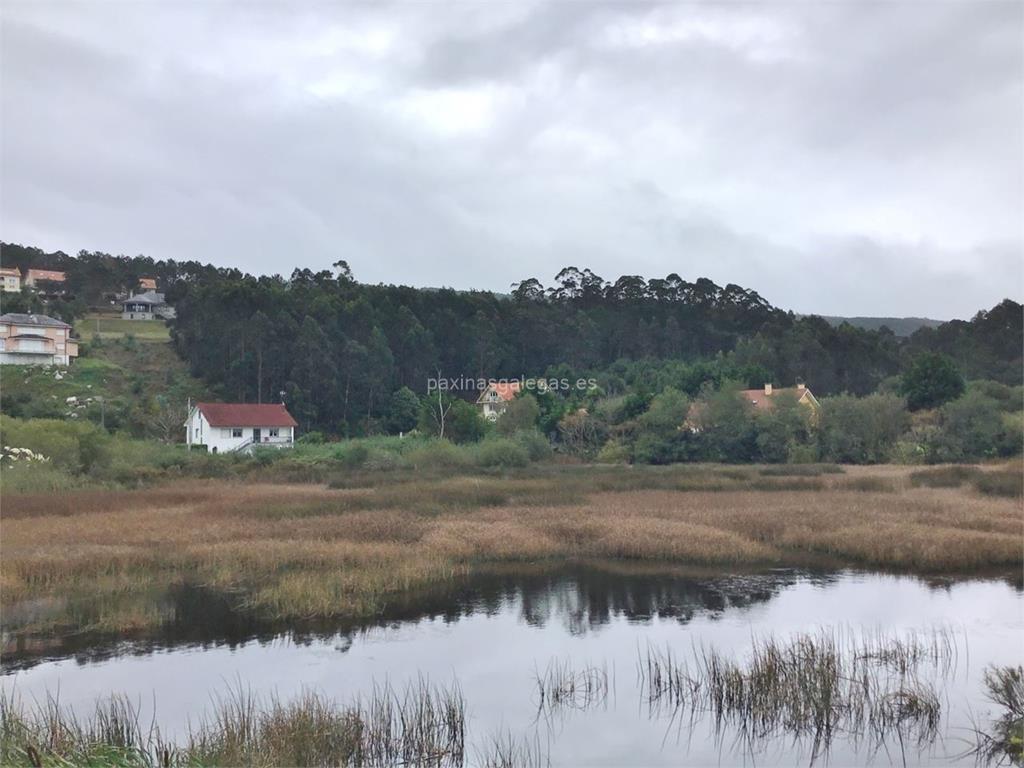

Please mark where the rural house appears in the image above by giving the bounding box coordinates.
[476,381,521,421]
[185,402,298,453]
[24,269,67,294]
[739,382,820,413]
[686,383,820,432]
[0,268,21,292]
[138,277,157,291]
[122,290,176,320]
[0,313,79,366]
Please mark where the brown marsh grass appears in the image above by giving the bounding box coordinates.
[1,464,1021,634]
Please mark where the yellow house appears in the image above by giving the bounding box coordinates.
[738,383,820,415]
[685,382,821,432]
[0,267,21,292]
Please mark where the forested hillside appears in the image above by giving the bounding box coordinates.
[2,243,1020,437]
[168,266,1021,436]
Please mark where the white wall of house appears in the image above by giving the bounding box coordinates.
[477,387,509,421]
[185,409,294,453]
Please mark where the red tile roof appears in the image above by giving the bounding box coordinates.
[138,277,157,289]
[490,381,521,402]
[738,387,815,410]
[196,402,297,427]
[26,269,66,282]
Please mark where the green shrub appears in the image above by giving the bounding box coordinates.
[108,464,167,486]
[297,431,325,445]
[362,449,409,472]
[931,391,1024,461]
[474,437,529,468]
[0,416,111,473]
[406,439,472,469]
[817,394,909,464]
[496,396,541,436]
[786,444,819,465]
[596,440,631,464]
[889,440,928,465]
[511,429,551,461]
[334,442,370,469]
[0,463,84,492]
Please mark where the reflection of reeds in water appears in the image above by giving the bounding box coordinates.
[637,627,958,758]
[534,659,610,714]
[965,665,1024,766]
[477,730,550,768]
[1,679,466,767]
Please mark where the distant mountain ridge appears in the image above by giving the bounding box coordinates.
[805,315,945,337]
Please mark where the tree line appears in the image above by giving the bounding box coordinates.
[1,242,1021,440]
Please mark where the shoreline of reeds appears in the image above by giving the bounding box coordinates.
[1,463,1020,639]
[3,636,1019,767]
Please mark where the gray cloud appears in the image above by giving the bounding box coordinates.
[1,0,1020,319]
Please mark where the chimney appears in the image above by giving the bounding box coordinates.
[764,383,773,396]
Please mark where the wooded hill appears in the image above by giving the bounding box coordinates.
[2,242,1021,436]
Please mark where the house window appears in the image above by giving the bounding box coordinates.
[269,428,280,437]
[232,428,243,438]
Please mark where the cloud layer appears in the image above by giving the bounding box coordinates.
[2,1,1021,318]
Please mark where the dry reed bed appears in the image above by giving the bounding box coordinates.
[1,466,1021,630]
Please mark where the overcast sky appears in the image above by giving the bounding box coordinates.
[2,1,1021,319]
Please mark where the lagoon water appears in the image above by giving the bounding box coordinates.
[2,567,1021,766]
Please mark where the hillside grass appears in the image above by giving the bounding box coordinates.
[1,463,1019,637]
[0,333,213,435]
[73,310,170,341]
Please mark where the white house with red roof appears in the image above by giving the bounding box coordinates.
[185,402,298,453]
[475,380,522,421]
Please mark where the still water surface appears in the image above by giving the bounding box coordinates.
[2,567,1021,766]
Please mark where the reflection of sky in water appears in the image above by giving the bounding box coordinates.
[2,569,1021,766]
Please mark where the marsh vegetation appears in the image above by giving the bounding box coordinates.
[2,566,1020,767]
[2,464,1020,638]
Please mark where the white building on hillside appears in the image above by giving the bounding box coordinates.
[185,402,297,453]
